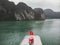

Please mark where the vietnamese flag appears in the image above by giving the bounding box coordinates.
[29,31,34,35]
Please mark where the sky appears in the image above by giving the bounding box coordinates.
[9,0,60,12]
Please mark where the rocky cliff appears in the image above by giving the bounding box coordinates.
[0,0,16,21]
[15,2,35,20]
[34,8,45,20]
[0,0,45,21]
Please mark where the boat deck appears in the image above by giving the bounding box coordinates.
[20,35,42,45]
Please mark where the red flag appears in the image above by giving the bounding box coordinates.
[30,31,34,35]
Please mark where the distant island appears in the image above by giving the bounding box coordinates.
[44,9,60,19]
[0,0,60,21]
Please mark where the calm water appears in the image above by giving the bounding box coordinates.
[0,19,60,45]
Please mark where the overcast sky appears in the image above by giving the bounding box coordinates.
[9,0,60,12]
